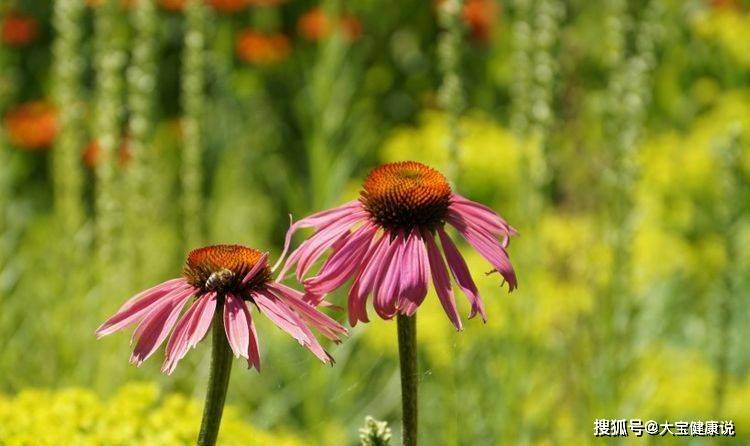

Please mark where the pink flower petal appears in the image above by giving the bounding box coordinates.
[303,223,377,299]
[252,290,333,364]
[437,226,487,321]
[188,292,217,350]
[446,213,517,291]
[425,233,462,330]
[397,231,430,317]
[293,226,351,280]
[224,293,250,359]
[450,193,517,236]
[373,232,406,320]
[347,234,388,326]
[162,297,207,375]
[130,288,194,366]
[95,278,189,338]
[244,304,261,371]
[240,252,269,286]
[275,200,366,272]
[268,282,347,341]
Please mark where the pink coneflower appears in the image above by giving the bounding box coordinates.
[280,161,517,330]
[97,244,346,374]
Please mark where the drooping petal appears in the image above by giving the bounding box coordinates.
[347,234,388,326]
[278,207,368,281]
[187,292,217,350]
[240,252,269,286]
[161,292,217,374]
[275,200,367,272]
[303,223,378,300]
[437,226,487,321]
[397,231,430,317]
[130,288,194,366]
[446,213,517,291]
[223,293,250,359]
[162,297,205,375]
[373,232,406,320]
[243,303,261,371]
[268,282,347,341]
[425,233,462,330]
[449,193,517,236]
[252,290,333,364]
[96,278,190,338]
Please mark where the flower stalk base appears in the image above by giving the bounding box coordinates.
[197,308,233,446]
[397,314,418,446]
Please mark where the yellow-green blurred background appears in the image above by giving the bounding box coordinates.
[1,0,749,444]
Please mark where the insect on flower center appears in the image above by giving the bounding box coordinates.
[360,161,452,232]
[183,244,270,293]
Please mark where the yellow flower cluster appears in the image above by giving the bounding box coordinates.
[693,8,750,67]
[0,383,303,446]
[634,92,750,291]
[627,345,750,426]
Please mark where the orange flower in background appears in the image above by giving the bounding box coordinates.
[158,0,186,12]
[209,0,248,12]
[156,0,277,13]
[434,0,499,43]
[708,0,742,10]
[83,138,132,169]
[297,7,362,42]
[235,30,291,65]
[1,13,39,47]
[246,0,286,6]
[462,0,499,43]
[4,102,58,151]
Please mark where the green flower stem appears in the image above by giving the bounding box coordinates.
[197,307,233,446]
[397,314,418,446]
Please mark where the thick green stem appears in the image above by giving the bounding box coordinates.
[397,314,418,446]
[197,308,233,446]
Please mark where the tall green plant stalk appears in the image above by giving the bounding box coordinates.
[52,0,86,237]
[181,0,207,248]
[511,0,562,220]
[437,0,465,184]
[0,52,13,261]
[510,0,532,137]
[712,125,744,414]
[397,314,418,446]
[94,0,127,283]
[126,0,158,284]
[0,134,9,280]
[597,0,662,411]
[197,308,234,446]
[305,0,352,211]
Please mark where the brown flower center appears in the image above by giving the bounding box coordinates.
[183,244,271,293]
[360,161,452,232]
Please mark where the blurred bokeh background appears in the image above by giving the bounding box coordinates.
[1,0,749,444]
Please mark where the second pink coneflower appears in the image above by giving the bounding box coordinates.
[280,160,517,330]
[97,244,346,373]
[97,244,346,446]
